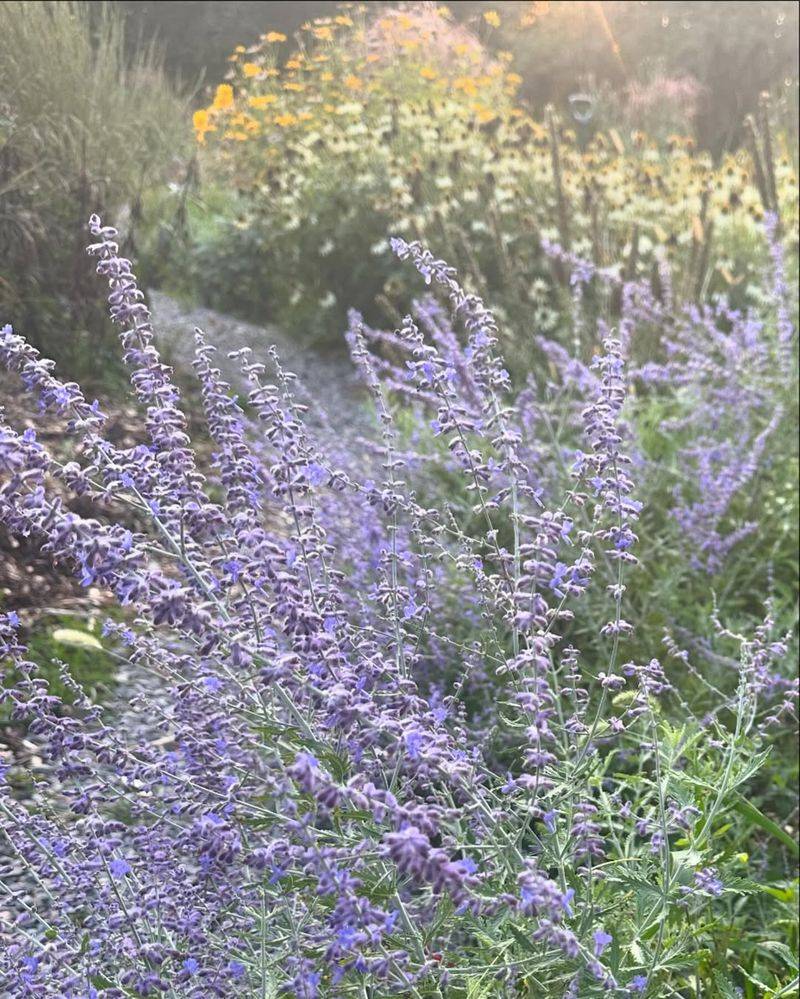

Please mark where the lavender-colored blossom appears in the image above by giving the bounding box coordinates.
[0,217,793,997]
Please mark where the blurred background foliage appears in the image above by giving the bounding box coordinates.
[119,0,798,155]
[0,0,187,383]
[147,1,797,358]
[1,0,797,381]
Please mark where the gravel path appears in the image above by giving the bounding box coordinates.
[149,290,371,440]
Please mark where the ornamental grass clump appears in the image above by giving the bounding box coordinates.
[0,0,185,383]
[0,217,797,997]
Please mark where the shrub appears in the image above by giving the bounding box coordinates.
[0,0,186,383]
[176,4,797,358]
[0,216,796,996]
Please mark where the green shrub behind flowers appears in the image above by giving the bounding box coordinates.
[177,5,520,345]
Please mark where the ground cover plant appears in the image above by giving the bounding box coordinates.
[167,4,798,358]
[0,205,796,996]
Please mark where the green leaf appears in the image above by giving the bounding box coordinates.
[762,884,796,903]
[640,916,664,942]
[714,971,742,999]
[466,977,496,999]
[51,628,102,650]
[758,941,799,973]
[508,923,539,955]
[671,848,705,870]
[732,793,799,858]
[767,978,800,998]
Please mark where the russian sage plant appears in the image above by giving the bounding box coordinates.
[0,216,796,997]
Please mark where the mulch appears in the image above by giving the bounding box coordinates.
[0,370,143,619]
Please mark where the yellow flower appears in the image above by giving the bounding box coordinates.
[344,75,363,90]
[483,10,501,27]
[264,32,287,43]
[313,26,333,40]
[212,84,234,111]
[283,82,305,92]
[321,72,334,82]
[242,62,260,78]
[334,15,353,26]
[248,95,278,109]
[274,113,297,127]
[453,76,478,97]
[192,108,215,142]
[473,104,496,123]
[506,72,522,86]
[420,67,438,81]
[520,1,551,26]
[286,59,303,70]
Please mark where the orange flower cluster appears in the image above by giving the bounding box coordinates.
[193,4,523,146]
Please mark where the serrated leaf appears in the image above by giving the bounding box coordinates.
[713,971,741,998]
[508,923,538,955]
[671,848,704,869]
[758,941,799,972]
